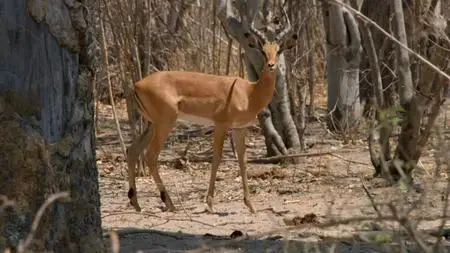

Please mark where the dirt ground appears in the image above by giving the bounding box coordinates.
[97,99,450,253]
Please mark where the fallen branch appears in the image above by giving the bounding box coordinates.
[329,153,370,165]
[161,149,357,164]
[246,151,334,163]
[103,228,185,240]
[102,211,216,228]
[361,181,383,217]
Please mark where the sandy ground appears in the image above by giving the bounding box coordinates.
[96,100,450,253]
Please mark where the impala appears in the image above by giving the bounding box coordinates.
[126,10,297,213]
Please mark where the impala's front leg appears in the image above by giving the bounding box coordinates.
[147,122,176,212]
[206,123,229,213]
[233,128,255,213]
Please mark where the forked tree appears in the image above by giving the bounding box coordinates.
[322,0,362,135]
[215,0,301,158]
[126,7,297,213]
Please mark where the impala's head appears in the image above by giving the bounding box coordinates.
[245,7,298,72]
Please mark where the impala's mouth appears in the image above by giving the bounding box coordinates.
[267,63,276,71]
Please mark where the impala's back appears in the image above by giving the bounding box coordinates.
[134,70,252,127]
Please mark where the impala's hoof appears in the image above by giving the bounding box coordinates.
[244,197,255,213]
[129,201,141,212]
[206,196,215,213]
[159,191,176,212]
[162,205,176,212]
[162,201,176,212]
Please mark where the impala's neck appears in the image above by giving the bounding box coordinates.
[249,67,277,113]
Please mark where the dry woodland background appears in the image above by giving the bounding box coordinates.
[1,0,450,252]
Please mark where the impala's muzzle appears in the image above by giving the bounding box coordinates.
[267,62,276,71]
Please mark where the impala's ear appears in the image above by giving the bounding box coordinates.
[244,32,263,49]
[279,33,298,52]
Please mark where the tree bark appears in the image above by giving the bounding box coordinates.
[0,0,103,252]
[322,2,362,136]
[392,0,449,180]
[215,0,301,160]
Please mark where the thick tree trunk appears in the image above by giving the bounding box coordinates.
[0,0,103,252]
[322,2,362,136]
[215,0,301,161]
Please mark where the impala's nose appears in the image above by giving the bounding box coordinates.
[267,63,275,70]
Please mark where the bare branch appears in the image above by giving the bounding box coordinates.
[100,15,127,177]
[393,0,414,105]
[17,192,70,253]
[275,4,291,41]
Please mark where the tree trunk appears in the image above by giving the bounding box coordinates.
[392,0,449,181]
[322,1,362,138]
[0,0,103,252]
[215,0,301,161]
[362,0,450,182]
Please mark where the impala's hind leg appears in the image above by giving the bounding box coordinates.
[146,120,177,211]
[127,124,153,212]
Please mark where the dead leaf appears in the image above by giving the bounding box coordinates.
[284,213,319,226]
[248,167,286,180]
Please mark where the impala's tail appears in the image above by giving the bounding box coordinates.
[133,88,146,119]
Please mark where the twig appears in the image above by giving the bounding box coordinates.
[243,150,330,163]
[17,192,70,253]
[103,228,184,240]
[388,203,431,253]
[361,181,383,217]
[160,150,357,164]
[189,150,345,163]
[283,199,303,204]
[110,231,120,253]
[101,211,161,219]
[329,153,370,165]
[100,14,127,177]
[213,220,254,227]
[102,211,216,228]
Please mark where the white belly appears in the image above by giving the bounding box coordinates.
[177,112,257,128]
[231,119,257,129]
[178,113,215,126]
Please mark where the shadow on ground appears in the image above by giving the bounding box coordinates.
[103,228,442,253]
